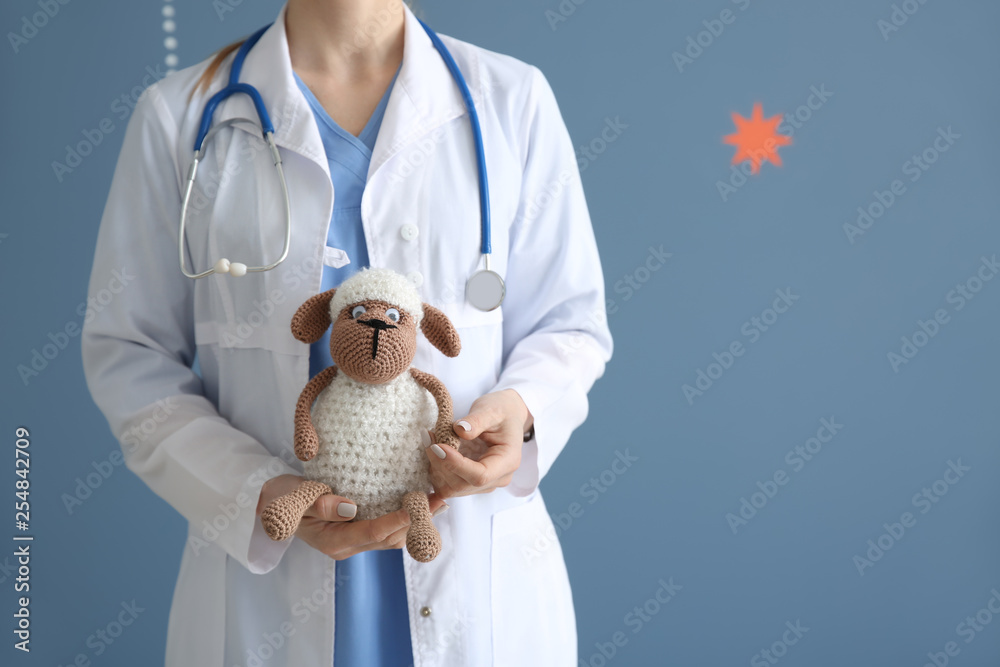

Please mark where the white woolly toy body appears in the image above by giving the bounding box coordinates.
[305,371,437,521]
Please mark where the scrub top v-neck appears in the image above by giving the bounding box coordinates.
[294,66,414,667]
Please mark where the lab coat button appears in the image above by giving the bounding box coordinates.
[420,606,432,617]
[400,223,419,241]
[407,271,424,287]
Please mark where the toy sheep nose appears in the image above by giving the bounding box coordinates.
[356,318,397,331]
[356,318,397,360]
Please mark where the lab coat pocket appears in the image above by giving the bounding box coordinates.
[428,300,504,399]
[437,298,503,330]
[192,273,301,355]
[490,492,577,667]
[187,127,304,357]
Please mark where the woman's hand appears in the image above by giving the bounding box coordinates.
[257,474,448,560]
[425,389,533,498]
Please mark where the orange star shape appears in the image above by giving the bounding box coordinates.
[723,102,792,174]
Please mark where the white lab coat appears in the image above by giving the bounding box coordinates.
[81,3,612,666]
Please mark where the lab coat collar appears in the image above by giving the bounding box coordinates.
[368,3,474,175]
[219,1,471,179]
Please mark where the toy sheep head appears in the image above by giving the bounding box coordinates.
[290,267,461,384]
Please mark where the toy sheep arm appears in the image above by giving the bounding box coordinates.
[409,367,461,449]
[293,365,338,461]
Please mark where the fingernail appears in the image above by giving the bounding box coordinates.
[430,444,447,459]
[432,504,450,518]
[456,420,471,432]
[338,502,357,519]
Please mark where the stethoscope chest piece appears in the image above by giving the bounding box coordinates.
[466,268,505,312]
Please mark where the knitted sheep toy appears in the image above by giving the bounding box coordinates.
[260,267,461,562]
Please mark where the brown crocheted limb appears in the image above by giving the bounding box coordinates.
[402,492,441,562]
[409,368,460,448]
[260,480,333,541]
[294,365,338,461]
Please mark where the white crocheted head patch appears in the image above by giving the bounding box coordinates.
[329,268,424,326]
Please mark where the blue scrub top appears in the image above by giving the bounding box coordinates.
[294,67,414,667]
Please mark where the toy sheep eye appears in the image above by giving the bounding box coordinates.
[351,305,367,319]
[385,308,400,322]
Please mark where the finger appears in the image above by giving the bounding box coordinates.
[374,495,445,545]
[332,523,410,560]
[427,438,519,489]
[419,490,450,516]
[328,507,412,552]
[421,450,464,498]
[427,428,446,450]
[427,492,448,516]
[426,444,476,496]
[426,439,516,497]
[365,523,412,553]
[302,493,359,522]
[318,496,449,559]
[430,428,487,463]
[452,405,504,441]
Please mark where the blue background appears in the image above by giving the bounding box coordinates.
[2,0,999,665]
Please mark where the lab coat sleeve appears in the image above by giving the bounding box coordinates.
[489,66,614,498]
[80,82,300,574]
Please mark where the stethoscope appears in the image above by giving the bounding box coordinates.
[178,20,505,312]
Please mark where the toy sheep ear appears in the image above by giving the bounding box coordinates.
[291,289,336,344]
[420,303,461,358]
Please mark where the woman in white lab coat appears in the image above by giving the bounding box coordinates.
[81,1,612,665]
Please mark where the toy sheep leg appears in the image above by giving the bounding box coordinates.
[260,480,333,541]
[402,492,441,562]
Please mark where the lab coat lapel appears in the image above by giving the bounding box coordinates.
[211,3,329,178]
[368,4,470,178]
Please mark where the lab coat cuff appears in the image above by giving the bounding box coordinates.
[243,457,302,574]
[488,380,586,498]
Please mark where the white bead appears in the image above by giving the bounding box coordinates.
[229,262,247,277]
[214,258,231,274]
